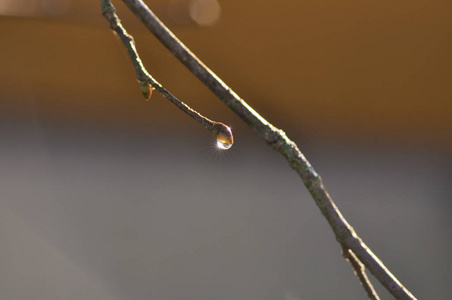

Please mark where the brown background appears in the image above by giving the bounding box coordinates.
[1,0,451,146]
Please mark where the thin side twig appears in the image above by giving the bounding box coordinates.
[101,0,233,147]
[103,0,417,299]
[342,246,381,300]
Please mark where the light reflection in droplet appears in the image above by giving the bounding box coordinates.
[210,122,233,150]
[216,139,232,150]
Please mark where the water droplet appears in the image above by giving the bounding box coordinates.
[216,139,232,150]
[140,81,152,101]
[210,122,233,150]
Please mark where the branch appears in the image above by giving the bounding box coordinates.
[102,0,417,299]
[342,246,381,300]
[101,0,233,149]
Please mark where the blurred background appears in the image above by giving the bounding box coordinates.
[0,0,450,299]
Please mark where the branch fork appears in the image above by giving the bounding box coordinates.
[101,1,416,299]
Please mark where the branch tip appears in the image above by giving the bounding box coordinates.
[101,0,233,148]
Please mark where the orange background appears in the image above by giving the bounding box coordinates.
[1,0,450,148]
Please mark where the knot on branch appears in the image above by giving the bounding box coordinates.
[266,129,286,151]
[101,0,115,15]
[101,0,121,30]
[306,172,322,191]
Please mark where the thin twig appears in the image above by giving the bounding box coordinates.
[102,0,416,299]
[101,0,233,148]
[342,246,381,300]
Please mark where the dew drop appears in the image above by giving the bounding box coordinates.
[140,81,152,101]
[210,122,233,150]
[216,139,233,150]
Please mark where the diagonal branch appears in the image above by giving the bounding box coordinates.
[342,245,381,300]
[102,0,417,299]
[101,0,233,148]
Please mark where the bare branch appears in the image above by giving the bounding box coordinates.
[101,0,233,148]
[102,0,417,299]
[342,246,381,300]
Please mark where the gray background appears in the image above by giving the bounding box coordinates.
[1,116,450,299]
